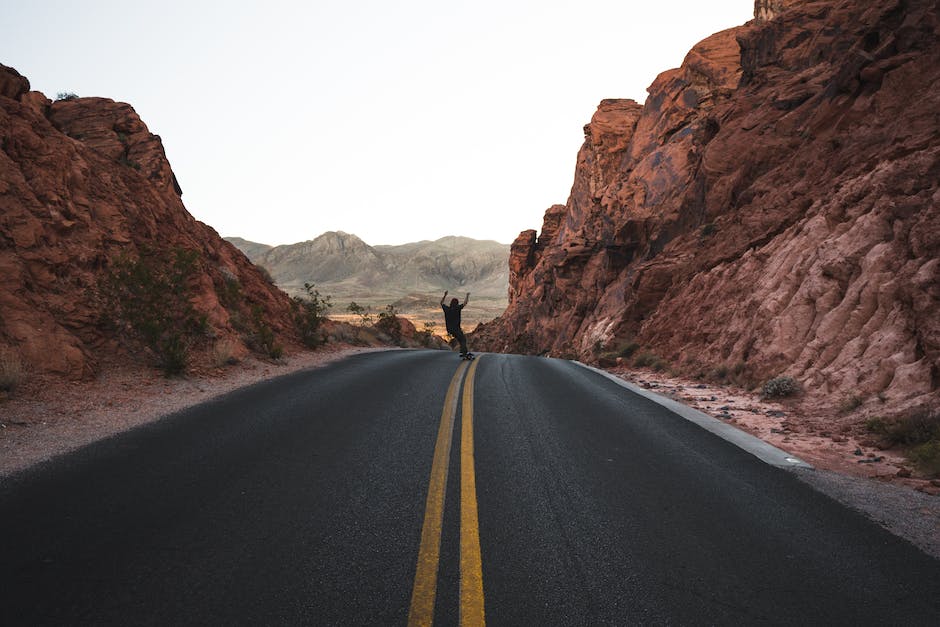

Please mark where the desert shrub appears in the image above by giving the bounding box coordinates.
[100,247,204,376]
[254,264,275,285]
[618,342,640,358]
[347,301,372,326]
[868,409,940,477]
[292,282,331,348]
[840,395,864,413]
[909,440,940,477]
[215,267,243,311]
[761,375,800,399]
[418,322,437,347]
[377,303,399,321]
[708,361,752,387]
[375,304,403,342]
[711,365,730,381]
[55,91,78,101]
[867,409,940,447]
[245,305,281,358]
[211,339,241,367]
[0,349,26,394]
[633,351,666,371]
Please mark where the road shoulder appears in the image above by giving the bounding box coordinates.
[574,361,940,561]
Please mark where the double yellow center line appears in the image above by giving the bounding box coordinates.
[408,357,485,626]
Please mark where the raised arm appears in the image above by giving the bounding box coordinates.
[462,292,470,306]
[441,290,448,306]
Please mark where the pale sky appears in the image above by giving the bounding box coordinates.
[3,1,755,246]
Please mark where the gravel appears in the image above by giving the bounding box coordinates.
[793,467,940,560]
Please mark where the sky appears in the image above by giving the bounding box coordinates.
[2,1,755,246]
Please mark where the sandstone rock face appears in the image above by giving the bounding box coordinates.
[474,0,940,413]
[0,64,297,378]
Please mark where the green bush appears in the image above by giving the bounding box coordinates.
[292,282,331,348]
[868,409,940,477]
[761,375,800,399]
[631,351,667,372]
[375,304,403,342]
[55,92,79,101]
[100,247,204,376]
[249,305,282,358]
[840,395,864,413]
[618,342,639,358]
[418,322,437,347]
[254,264,275,285]
[909,440,940,477]
[347,301,372,326]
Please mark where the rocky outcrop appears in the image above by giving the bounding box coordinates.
[0,64,298,379]
[474,0,940,413]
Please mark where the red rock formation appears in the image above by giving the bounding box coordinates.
[0,64,298,378]
[475,0,940,413]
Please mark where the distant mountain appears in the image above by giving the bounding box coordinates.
[226,232,510,323]
[224,237,273,261]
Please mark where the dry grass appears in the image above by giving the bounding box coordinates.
[0,349,26,395]
[210,339,241,368]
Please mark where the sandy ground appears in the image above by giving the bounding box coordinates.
[1,350,937,559]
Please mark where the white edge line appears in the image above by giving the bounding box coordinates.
[573,362,813,470]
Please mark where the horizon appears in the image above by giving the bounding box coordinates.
[2,0,754,246]
[225,230,513,248]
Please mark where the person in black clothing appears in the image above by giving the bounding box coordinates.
[440,290,470,355]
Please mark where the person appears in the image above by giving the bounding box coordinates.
[440,290,470,356]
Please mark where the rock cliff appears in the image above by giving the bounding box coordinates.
[0,64,297,379]
[474,0,940,413]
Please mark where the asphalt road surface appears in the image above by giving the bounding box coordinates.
[1,350,938,625]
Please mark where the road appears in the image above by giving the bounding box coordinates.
[1,350,938,625]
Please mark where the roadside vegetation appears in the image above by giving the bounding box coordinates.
[761,375,800,399]
[867,409,940,477]
[291,282,331,349]
[99,247,206,376]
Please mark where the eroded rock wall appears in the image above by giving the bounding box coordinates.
[0,64,296,378]
[475,0,940,412]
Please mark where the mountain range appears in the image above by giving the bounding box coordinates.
[226,232,510,325]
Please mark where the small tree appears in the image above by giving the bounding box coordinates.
[375,304,402,341]
[347,301,372,326]
[419,321,437,347]
[377,303,399,321]
[293,282,332,348]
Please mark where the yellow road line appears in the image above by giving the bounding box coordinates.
[408,360,469,627]
[460,357,485,626]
